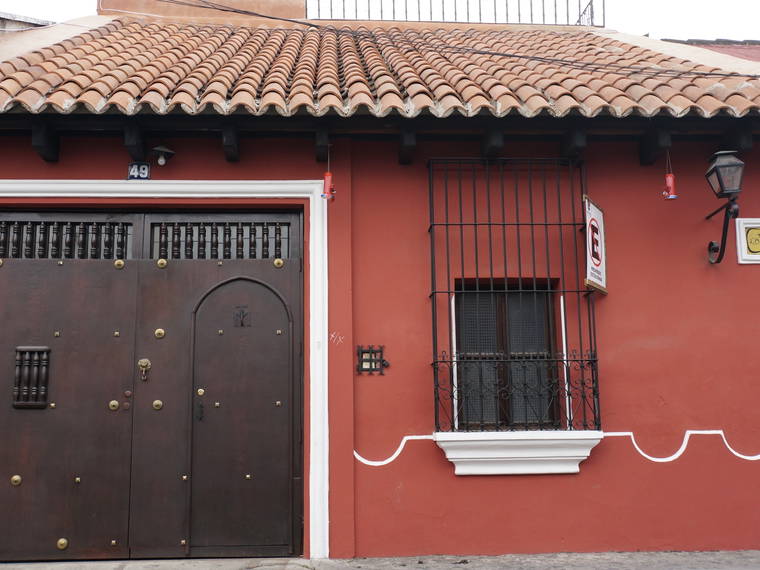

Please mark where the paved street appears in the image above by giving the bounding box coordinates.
[4,552,760,570]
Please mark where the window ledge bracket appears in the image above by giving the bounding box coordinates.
[433,430,603,475]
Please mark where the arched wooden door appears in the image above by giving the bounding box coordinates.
[189,278,297,556]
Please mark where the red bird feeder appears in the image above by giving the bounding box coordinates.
[663,172,677,200]
[322,171,335,200]
[662,150,678,200]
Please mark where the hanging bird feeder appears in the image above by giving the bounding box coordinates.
[662,149,677,200]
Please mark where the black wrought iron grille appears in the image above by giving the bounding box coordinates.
[429,158,600,432]
[307,0,605,26]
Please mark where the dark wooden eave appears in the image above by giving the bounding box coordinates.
[1,114,758,165]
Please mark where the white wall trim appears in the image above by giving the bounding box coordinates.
[0,179,330,558]
[354,435,434,466]
[434,430,603,475]
[605,430,760,462]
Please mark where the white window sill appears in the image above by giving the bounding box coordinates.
[433,430,603,475]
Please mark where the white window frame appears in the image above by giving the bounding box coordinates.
[438,290,602,475]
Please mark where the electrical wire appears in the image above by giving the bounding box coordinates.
[20,0,754,81]
[145,0,760,80]
[0,21,101,33]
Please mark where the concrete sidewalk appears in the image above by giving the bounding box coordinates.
[4,552,760,570]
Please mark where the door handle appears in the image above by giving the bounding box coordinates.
[137,358,151,381]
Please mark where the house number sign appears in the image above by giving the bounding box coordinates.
[127,162,151,180]
[584,195,607,294]
[735,218,760,264]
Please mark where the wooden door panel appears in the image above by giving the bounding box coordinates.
[190,275,294,551]
[129,256,302,558]
[128,260,205,558]
[0,260,137,560]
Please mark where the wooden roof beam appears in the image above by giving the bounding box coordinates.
[639,128,671,166]
[222,125,239,162]
[32,121,59,162]
[124,121,145,161]
[562,128,587,160]
[398,130,416,165]
[315,128,329,163]
[482,128,504,158]
[720,120,753,152]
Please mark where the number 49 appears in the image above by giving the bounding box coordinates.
[128,163,150,179]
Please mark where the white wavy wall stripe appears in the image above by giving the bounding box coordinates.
[354,431,760,466]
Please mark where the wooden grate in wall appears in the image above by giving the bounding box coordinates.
[0,221,133,260]
[13,347,51,409]
[0,213,302,261]
[149,221,291,260]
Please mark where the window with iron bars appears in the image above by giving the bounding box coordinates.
[429,158,600,432]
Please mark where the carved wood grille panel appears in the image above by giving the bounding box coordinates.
[149,221,291,260]
[13,347,50,409]
[0,213,302,262]
[0,220,134,259]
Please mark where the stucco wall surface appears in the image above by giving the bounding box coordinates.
[0,134,759,557]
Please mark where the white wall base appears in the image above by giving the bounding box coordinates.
[434,430,603,475]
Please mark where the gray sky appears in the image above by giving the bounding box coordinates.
[1,0,760,40]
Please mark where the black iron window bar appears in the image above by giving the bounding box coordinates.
[429,158,600,432]
[151,222,290,260]
[0,221,132,260]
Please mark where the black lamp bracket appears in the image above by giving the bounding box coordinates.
[705,197,740,264]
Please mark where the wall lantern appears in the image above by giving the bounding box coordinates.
[151,145,175,166]
[356,345,390,375]
[705,150,744,264]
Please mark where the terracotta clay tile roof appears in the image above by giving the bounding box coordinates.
[1,18,760,118]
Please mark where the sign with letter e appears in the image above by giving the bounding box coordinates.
[584,196,607,294]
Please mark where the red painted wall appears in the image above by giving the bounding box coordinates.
[698,44,760,62]
[2,132,760,557]
[349,138,760,556]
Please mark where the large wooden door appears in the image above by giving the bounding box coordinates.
[0,214,142,561]
[0,212,303,561]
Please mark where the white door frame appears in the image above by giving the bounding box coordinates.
[0,179,331,559]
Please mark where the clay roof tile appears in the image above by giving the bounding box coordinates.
[106,91,135,113]
[76,91,107,113]
[46,91,76,112]
[0,78,24,97]
[12,88,45,112]
[289,92,314,111]
[724,94,756,116]
[317,93,344,115]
